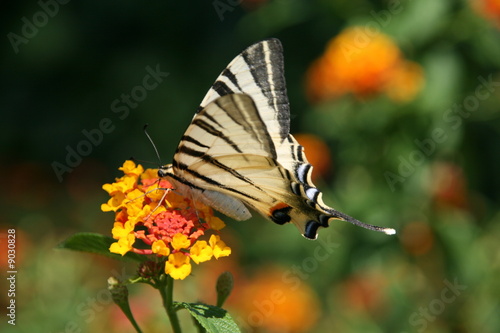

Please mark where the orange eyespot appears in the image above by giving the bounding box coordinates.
[269,202,292,225]
[270,202,291,212]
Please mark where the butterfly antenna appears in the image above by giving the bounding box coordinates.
[129,157,157,166]
[143,124,163,166]
[334,210,396,235]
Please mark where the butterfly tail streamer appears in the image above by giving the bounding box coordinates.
[329,209,396,235]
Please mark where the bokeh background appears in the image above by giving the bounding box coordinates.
[1,0,500,332]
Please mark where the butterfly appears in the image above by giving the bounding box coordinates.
[158,39,395,239]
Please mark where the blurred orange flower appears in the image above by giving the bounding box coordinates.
[237,267,320,333]
[101,160,231,280]
[471,0,500,27]
[306,27,424,103]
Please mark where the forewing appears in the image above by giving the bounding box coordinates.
[198,38,290,143]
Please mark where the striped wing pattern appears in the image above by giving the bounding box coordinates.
[160,39,395,239]
[198,38,290,142]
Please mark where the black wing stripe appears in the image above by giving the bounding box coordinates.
[198,40,290,140]
[296,164,311,184]
[181,135,210,149]
[212,80,234,97]
[222,68,242,91]
[287,136,297,161]
[191,118,243,153]
[166,168,205,192]
[296,143,305,162]
[242,42,268,98]
[219,94,277,160]
[242,40,289,140]
[177,145,265,192]
[214,96,243,131]
[200,110,223,129]
[291,182,301,196]
[174,161,261,202]
[238,96,278,160]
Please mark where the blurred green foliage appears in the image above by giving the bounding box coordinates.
[1,0,499,332]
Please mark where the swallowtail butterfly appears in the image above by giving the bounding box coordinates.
[158,39,396,239]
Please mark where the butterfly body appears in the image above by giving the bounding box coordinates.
[158,39,395,239]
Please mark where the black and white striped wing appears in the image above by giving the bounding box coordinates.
[161,40,396,239]
[198,39,290,141]
[196,38,310,187]
[169,93,327,238]
[166,94,394,239]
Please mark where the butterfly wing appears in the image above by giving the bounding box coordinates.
[196,38,314,198]
[162,39,395,239]
[167,94,394,239]
[198,38,290,143]
[168,38,292,220]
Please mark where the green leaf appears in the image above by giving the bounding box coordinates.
[56,232,145,262]
[176,302,241,333]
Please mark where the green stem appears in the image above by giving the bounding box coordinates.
[120,305,143,333]
[108,277,143,333]
[159,275,182,333]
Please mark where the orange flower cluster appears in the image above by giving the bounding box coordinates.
[101,160,231,280]
[306,27,424,103]
[472,0,500,27]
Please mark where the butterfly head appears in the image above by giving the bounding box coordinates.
[158,164,173,178]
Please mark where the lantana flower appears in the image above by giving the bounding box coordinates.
[102,160,231,280]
